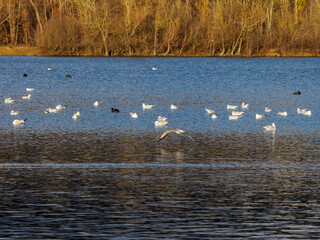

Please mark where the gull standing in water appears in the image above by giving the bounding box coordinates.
[157,129,195,141]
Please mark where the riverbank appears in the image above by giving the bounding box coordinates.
[0,46,45,56]
[0,46,319,57]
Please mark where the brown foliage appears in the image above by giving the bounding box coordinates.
[39,16,82,55]
[1,0,320,56]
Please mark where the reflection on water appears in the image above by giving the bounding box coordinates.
[0,130,319,239]
[0,57,319,238]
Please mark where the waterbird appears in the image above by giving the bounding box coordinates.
[301,110,312,116]
[142,103,154,109]
[130,112,138,118]
[227,104,238,110]
[56,104,67,110]
[26,88,34,91]
[48,68,52,70]
[170,104,178,110]
[205,108,215,114]
[111,108,119,113]
[155,120,168,127]
[256,114,266,119]
[229,115,241,120]
[241,102,249,109]
[72,113,78,120]
[75,111,80,116]
[293,91,301,95]
[152,67,158,71]
[263,123,276,131]
[297,108,306,114]
[4,98,14,104]
[10,110,19,115]
[66,74,72,78]
[231,111,244,116]
[44,108,59,113]
[13,119,26,125]
[21,94,31,99]
[93,101,99,107]
[277,111,287,116]
[265,107,272,112]
[157,129,195,142]
[157,116,167,122]
[23,73,27,77]
[211,113,218,119]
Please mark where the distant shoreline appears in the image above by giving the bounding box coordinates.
[0,46,319,57]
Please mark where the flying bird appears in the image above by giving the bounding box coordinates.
[157,129,195,142]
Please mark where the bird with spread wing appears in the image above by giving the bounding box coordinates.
[157,129,196,142]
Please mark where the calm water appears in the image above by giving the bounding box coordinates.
[0,56,319,239]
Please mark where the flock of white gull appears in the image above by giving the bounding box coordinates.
[4,88,312,141]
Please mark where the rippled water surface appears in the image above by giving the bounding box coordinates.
[0,57,319,239]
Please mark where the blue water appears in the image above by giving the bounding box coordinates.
[0,57,319,239]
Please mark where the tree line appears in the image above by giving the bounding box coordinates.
[0,0,319,56]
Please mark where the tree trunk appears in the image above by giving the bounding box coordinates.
[164,42,171,55]
[29,0,43,33]
[153,27,158,55]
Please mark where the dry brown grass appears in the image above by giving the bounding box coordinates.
[0,46,44,56]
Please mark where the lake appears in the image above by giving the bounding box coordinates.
[0,56,319,239]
